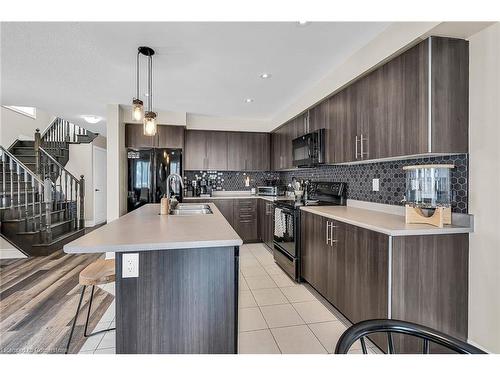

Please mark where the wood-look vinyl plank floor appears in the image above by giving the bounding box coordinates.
[0,250,114,354]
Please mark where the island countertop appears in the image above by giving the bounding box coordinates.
[300,205,473,236]
[64,203,243,254]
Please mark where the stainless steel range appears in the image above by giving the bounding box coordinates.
[272,181,347,281]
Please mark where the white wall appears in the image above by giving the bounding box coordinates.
[468,22,500,353]
[0,106,54,148]
[187,113,270,132]
[106,104,127,222]
[64,135,107,227]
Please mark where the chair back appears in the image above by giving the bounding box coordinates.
[334,319,486,354]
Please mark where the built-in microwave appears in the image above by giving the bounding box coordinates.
[292,128,325,167]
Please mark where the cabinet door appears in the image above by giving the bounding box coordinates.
[309,99,332,161]
[328,90,357,163]
[184,130,207,170]
[248,133,270,171]
[206,131,228,170]
[232,199,257,242]
[343,224,389,324]
[157,125,185,149]
[271,131,281,171]
[227,132,248,171]
[125,123,157,148]
[257,199,265,241]
[211,199,234,226]
[300,212,329,296]
[264,202,274,250]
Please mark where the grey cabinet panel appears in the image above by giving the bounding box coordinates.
[157,125,185,149]
[258,199,274,249]
[430,37,469,153]
[391,234,468,353]
[125,123,157,149]
[232,199,258,242]
[126,124,185,149]
[206,131,228,170]
[184,130,208,170]
[227,132,270,171]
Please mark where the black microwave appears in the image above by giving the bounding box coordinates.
[292,128,325,167]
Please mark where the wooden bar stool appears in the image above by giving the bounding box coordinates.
[65,258,116,354]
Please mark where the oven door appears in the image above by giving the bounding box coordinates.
[273,205,296,258]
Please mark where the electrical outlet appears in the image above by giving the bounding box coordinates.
[372,178,380,192]
[122,253,139,278]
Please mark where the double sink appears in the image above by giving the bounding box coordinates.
[170,203,213,216]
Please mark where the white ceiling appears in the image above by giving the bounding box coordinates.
[1,22,390,133]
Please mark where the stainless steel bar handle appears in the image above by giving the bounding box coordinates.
[360,134,364,159]
[355,135,359,159]
[330,223,337,246]
[326,221,331,245]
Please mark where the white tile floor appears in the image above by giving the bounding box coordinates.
[78,243,378,354]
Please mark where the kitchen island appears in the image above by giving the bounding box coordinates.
[64,203,243,354]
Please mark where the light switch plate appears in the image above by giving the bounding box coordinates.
[122,253,139,278]
[372,178,380,192]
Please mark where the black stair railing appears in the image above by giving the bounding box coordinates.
[1,146,46,235]
[38,147,85,232]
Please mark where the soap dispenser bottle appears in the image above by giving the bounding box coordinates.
[160,194,170,215]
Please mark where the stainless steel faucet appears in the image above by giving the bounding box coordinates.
[166,173,184,208]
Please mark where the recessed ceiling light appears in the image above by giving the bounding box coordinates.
[245,98,254,103]
[81,115,102,124]
[260,73,272,79]
[298,21,309,26]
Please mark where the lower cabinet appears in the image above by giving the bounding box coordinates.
[232,199,258,242]
[300,210,469,353]
[258,199,274,250]
[301,211,389,349]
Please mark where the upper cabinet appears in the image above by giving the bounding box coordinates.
[272,113,306,170]
[227,132,270,171]
[184,130,227,170]
[278,36,469,166]
[185,130,269,171]
[125,124,185,149]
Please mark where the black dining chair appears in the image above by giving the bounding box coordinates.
[334,319,486,354]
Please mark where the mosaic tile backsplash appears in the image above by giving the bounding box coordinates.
[184,154,468,213]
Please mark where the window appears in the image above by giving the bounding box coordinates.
[2,105,37,119]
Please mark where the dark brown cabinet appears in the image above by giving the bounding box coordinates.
[227,132,270,171]
[232,199,258,242]
[300,211,330,296]
[258,199,274,250]
[271,113,306,171]
[184,130,228,170]
[301,211,389,324]
[300,210,469,353]
[156,125,185,149]
[209,199,234,225]
[291,36,469,165]
[126,124,185,149]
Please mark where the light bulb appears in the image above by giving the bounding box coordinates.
[143,111,157,136]
[132,98,144,121]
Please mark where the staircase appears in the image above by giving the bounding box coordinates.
[0,118,98,256]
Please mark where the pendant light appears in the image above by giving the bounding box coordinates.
[132,46,157,136]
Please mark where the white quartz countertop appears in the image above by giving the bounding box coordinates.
[64,203,243,254]
[300,206,473,236]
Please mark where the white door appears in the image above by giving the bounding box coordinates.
[93,146,107,225]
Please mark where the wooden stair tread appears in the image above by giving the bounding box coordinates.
[16,219,74,234]
[79,259,115,286]
[31,228,85,247]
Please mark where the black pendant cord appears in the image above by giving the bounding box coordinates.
[136,51,140,99]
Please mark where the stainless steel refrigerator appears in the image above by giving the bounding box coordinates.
[127,148,182,212]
